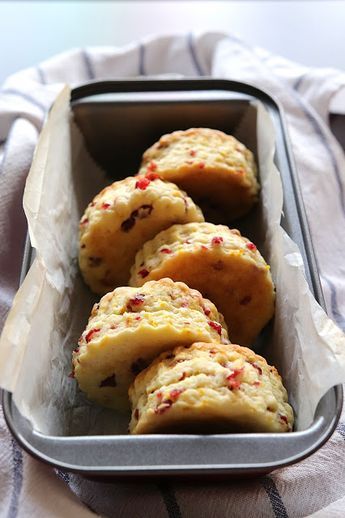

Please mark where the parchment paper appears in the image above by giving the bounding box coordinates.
[1,85,345,435]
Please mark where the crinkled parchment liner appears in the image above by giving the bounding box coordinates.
[0,86,345,435]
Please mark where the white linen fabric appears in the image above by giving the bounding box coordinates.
[0,32,345,518]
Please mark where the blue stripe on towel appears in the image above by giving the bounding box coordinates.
[293,72,307,91]
[187,33,204,76]
[321,276,345,331]
[337,422,345,439]
[261,476,289,518]
[7,439,23,518]
[139,43,146,76]
[1,88,46,113]
[36,66,47,85]
[157,482,183,518]
[82,49,95,80]
[291,93,345,217]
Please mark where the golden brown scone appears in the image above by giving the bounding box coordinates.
[79,175,204,294]
[72,279,229,411]
[130,222,275,346]
[129,342,293,434]
[139,128,259,221]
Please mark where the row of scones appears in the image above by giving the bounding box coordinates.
[73,128,294,434]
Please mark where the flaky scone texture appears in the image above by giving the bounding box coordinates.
[72,279,229,410]
[130,222,275,346]
[139,128,259,221]
[129,342,293,434]
[79,175,204,294]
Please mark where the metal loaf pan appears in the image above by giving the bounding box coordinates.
[3,79,342,478]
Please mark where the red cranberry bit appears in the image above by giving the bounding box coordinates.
[88,256,102,267]
[80,217,89,226]
[252,362,263,375]
[240,295,252,306]
[160,248,172,254]
[135,177,151,190]
[146,171,160,181]
[156,391,163,400]
[138,268,149,278]
[127,294,145,309]
[73,347,79,354]
[211,236,223,246]
[135,316,141,321]
[189,149,197,157]
[246,242,257,251]
[147,161,157,172]
[134,408,140,420]
[208,321,222,336]
[203,306,211,316]
[101,202,111,210]
[226,368,243,390]
[279,414,288,425]
[170,388,184,401]
[99,374,117,388]
[199,162,205,169]
[85,328,101,343]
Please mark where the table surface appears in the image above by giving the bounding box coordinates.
[0,0,344,86]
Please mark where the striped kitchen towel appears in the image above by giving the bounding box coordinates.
[1,32,345,518]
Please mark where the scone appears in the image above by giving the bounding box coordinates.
[79,175,204,294]
[130,222,275,346]
[139,128,259,221]
[72,278,229,410]
[129,342,293,434]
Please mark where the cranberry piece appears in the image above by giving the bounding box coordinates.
[208,321,222,336]
[85,328,101,343]
[127,294,145,310]
[211,236,223,246]
[199,162,205,169]
[80,217,89,226]
[170,388,184,400]
[138,268,149,278]
[246,242,257,251]
[279,414,288,425]
[147,161,157,172]
[252,362,263,375]
[101,202,111,209]
[160,248,172,254]
[135,177,151,190]
[203,306,211,316]
[226,368,243,390]
[190,149,196,157]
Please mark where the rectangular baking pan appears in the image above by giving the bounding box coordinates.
[3,79,342,478]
